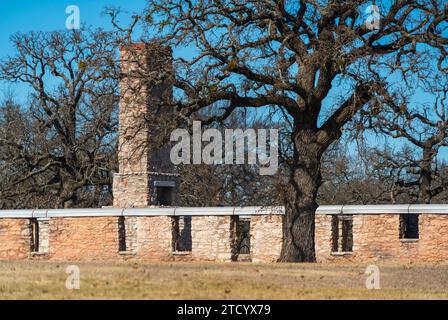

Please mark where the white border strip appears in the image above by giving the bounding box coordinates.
[124,207,175,216]
[0,209,34,218]
[47,208,124,218]
[174,207,234,216]
[341,204,410,215]
[316,205,343,215]
[409,204,448,214]
[1,204,448,218]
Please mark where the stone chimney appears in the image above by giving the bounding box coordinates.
[113,43,179,208]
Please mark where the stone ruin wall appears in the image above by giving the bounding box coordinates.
[0,207,448,263]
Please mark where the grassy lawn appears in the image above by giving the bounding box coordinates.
[0,260,448,299]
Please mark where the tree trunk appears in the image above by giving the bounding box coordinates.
[419,148,433,204]
[279,128,322,262]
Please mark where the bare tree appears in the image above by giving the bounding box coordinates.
[178,110,284,206]
[109,1,448,261]
[361,73,448,204]
[0,98,56,208]
[0,28,119,208]
[319,139,399,204]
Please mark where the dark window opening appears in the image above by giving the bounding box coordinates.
[331,215,353,253]
[231,216,251,261]
[30,218,39,253]
[155,186,174,206]
[400,214,419,239]
[172,216,192,252]
[118,216,127,252]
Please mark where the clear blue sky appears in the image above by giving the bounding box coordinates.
[0,0,147,102]
[0,0,146,55]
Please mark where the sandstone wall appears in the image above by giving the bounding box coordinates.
[315,214,333,261]
[250,215,283,263]
[413,215,448,262]
[48,217,119,261]
[113,174,150,208]
[0,210,447,263]
[133,216,173,260]
[191,216,234,262]
[315,214,448,263]
[316,214,401,262]
[0,219,30,260]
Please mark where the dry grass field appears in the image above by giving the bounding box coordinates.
[0,260,448,299]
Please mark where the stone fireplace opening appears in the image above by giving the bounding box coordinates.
[153,180,177,206]
[155,186,174,206]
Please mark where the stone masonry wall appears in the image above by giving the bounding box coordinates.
[316,215,401,262]
[133,216,173,260]
[0,212,448,262]
[191,216,234,262]
[408,215,448,262]
[250,215,283,263]
[315,214,448,263]
[0,219,30,260]
[315,214,333,261]
[113,173,150,208]
[45,216,174,261]
[48,217,120,261]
